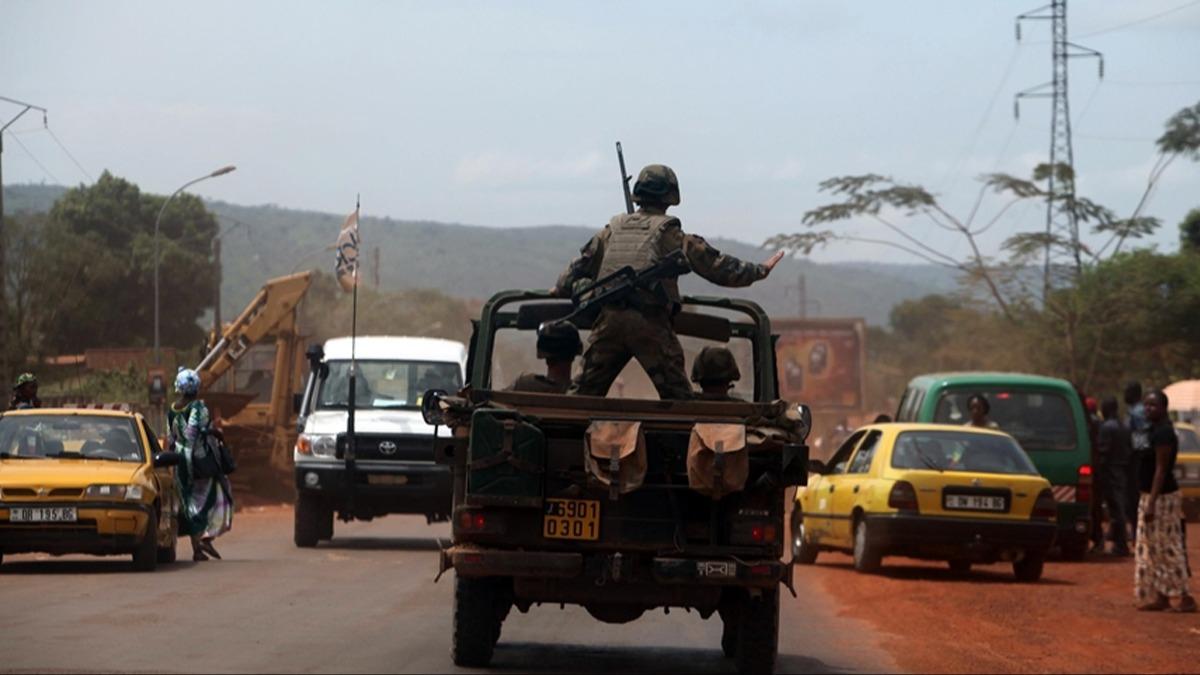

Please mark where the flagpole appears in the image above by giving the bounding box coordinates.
[345,194,361,517]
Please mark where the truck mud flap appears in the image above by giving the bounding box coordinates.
[653,557,793,591]
[443,545,583,579]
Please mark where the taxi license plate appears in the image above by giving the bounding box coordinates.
[944,495,1006,512]
[9,507,78,523]
[543,498,600,541]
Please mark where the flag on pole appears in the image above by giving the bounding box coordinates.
[335,206,360,293]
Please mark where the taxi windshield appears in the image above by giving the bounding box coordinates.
[0,415,144,463]
[933,389,1078,451]
[892,430,1039,475]
[317,360,462,410]
[1178,426,1200,452]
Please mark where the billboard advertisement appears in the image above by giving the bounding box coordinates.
[774,318,866,413]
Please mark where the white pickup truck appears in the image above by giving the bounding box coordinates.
[292,335,466,547]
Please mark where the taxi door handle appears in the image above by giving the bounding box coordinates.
[853,485,860,494]
[828,485,835,493]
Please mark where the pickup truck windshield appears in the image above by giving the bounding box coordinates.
[317,360,462,410]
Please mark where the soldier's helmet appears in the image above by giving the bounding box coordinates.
[13,372,37,390]
[536,321,583,360]
[632,164,681,206]
[691,347,741,385]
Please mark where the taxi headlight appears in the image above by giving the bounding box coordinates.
[85,484,144,500]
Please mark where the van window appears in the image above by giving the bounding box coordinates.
[934,389,1077,451]
[896,388,913,422]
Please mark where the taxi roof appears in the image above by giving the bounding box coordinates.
[1,408,141,419]
[857,422,1015,438]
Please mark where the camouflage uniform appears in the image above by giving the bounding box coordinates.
[505,321,580,394]
[555,165,769,400]
[692,346,744,402]
[507,373,570,394]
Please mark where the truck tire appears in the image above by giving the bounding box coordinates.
[719,603,740,658]
[1013,551,1045,582]
[294,493,328,548]
[852,518,882,574]
[132,511,159,572]
[733,590,779,675]
[453,576,498,667]
[790,511,819,565]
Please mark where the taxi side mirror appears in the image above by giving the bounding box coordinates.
[153,451,182,468]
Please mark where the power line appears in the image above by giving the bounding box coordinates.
[4,130,61,184]
[1101,79,1200,87]
[1075,0,1200,39]
[44,127,92,182]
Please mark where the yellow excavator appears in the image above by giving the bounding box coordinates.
[196,271,312,484]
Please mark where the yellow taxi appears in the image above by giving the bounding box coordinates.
[1174,422,1200,521]
[0,409,181,571]
[792,423,1057,581]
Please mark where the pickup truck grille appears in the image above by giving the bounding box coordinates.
[337,433,434,462]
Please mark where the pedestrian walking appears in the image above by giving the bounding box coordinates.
[1133,389,1195,612]
[1125,381,1148,541]
[168,368,233,562]
[1096,397,1131,556]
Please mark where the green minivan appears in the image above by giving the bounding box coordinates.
[895,372,1092,560]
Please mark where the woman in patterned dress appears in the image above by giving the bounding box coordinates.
[1134,389,1195,612]
[169,368,233,561]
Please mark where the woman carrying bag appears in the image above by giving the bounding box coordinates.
[169,368,234,561]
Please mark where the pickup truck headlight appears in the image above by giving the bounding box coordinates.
[85,484,144,500]
[298,434,338,458]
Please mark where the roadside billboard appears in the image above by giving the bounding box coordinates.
[774,317,866,414]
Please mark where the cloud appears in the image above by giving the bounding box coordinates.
[452,150,602,187]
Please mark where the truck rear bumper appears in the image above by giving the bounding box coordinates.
[444,545,790,590]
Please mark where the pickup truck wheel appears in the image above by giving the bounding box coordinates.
[791,510,819,565]
[453,576,498,667]
[132,511,159,572]
[718,603,740,658]
[1013,551,1045,582]
[852,518,882,574]
[733,590,778,675]
[294,493,326,548]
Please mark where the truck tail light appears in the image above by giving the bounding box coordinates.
[1033,489,1057,520]
[456,509,503,535]
[731,521,778,545]
[888,481,919,512]
[1076,465,1092,503]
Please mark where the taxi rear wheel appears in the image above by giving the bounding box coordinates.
[1013,551,1045,582]
[790,511,819,565]
[132,511,159,572]
[852,518,882,573]
[948,559,971,574]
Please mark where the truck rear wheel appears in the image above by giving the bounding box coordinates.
[719,603,739,658]
[453,576,499,667]
[733,590,779,675]
[294,493,330,548]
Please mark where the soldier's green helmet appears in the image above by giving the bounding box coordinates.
[13,372,37,390]
[632,164,681,206]
[691,347,740,385]
[536,321,583,360]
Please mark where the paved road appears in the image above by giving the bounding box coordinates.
[0,507,896,674]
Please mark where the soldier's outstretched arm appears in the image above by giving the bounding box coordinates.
[554,229,609,297]
[679,231,784,287]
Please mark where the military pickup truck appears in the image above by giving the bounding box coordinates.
[423,290,811,674]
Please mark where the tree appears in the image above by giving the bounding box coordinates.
[31,172,217,353]
[1180,208,1200,253]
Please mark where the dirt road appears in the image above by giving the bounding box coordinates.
[0,507,895,674]
[796,523,1200,674]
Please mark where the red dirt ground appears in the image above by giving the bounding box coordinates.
[792,523,1200,673]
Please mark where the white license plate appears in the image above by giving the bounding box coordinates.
[945,495,1006,512]
[697,561,737,578]
[9,507,78,523]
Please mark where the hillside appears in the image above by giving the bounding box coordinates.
[4,183,961,325]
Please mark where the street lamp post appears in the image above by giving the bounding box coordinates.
[154,165,236,365]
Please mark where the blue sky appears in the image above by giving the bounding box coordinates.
[2,0,1198,263]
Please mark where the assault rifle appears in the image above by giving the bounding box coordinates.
[616,141,634,215]
[558,249,691,326]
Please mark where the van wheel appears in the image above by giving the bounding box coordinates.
[132,511,159,572]
[453,576,498,667]
[1014,551,1045,582]
[853,518,882,573]
[733,590,779,675]
[791,510,819,565]
[294,493,328,548]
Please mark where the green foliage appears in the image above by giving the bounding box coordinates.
[1180,208,1200,253]
[40,366,147,403]
[297,272,475,346]
[1157,101,1200,159]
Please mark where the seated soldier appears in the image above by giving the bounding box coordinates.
[691,346,744,401]
[507,322,582,394]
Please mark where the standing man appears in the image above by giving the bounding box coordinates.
[1126,381,1148,542]
[1096,396,1132,556]
[555,164,783,399]
[506,322,582,394]
[9,373,42,410]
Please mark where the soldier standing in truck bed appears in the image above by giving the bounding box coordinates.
[555,164,783,399]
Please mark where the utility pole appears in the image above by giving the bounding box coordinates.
[1014,0,1102,300]
[0,96,48,378]
[213,235,222,335]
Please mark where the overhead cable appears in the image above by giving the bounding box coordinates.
[4,130,61,184]
[1075,0,1200,39]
